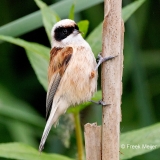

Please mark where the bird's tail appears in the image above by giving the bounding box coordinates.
[39,103,58,152]
[39,98,68,152]
[39,119,52,152]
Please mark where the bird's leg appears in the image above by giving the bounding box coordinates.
[95,53,118,70]
[92,53,117,105]
[90,100,110,106]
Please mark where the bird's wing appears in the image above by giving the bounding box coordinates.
[46,46,73,120]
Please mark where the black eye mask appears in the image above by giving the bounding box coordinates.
[54,25,79,41]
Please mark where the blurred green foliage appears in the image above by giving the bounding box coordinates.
[0,0,160,159]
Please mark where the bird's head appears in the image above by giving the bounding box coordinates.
[51,19,82,48]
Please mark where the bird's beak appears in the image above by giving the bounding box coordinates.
[73,29,81,35]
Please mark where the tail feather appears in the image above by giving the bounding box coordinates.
[39,124,52,152]
[39,102,58,152]
[39,98,68,152]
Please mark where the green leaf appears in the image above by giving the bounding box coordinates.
[0,35,49,90]
[86,22,102,56]
[0,0,103,38]
[35,0,60,42]
[69,4,75,20]
[0,84,74,147]
[122,0,146,22]
[77,20,89,38]
[0,143,73,160]
[26,50,48,91]
[0,84,45,128]
[87,0,146,56]
[7,121,38,147]
[120,123,160,159]
[0,85,43,145]
[0,35,49,60]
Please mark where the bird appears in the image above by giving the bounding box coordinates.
[39,19,98,152]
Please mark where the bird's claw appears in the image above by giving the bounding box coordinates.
[90,100,110,106]
[95,53,118,70]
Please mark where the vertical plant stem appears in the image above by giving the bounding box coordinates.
[73,112,84,160]
[101,0,123,159]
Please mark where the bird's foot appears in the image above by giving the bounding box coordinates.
[90,100,110,106]
[95,53,118,70]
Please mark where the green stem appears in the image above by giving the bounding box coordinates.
[73,112,84,160]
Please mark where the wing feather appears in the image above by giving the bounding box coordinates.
[46,73,61,120]
[46,46,73,120]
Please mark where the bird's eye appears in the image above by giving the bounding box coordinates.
[62,29,68,35]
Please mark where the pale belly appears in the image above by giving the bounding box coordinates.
[57,46,98,105]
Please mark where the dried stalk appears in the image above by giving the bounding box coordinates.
[84,123,101,160]
[101,0,124,159]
